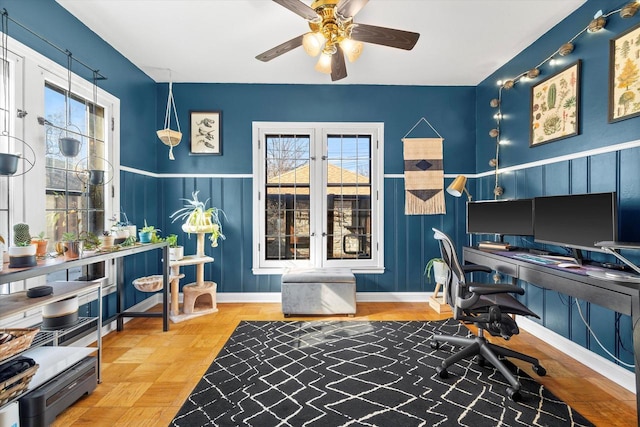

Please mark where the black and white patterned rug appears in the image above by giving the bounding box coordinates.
[171,320,593,426]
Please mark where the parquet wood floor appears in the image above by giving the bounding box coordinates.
[51,302,636,426]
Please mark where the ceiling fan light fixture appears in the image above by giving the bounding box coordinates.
[340,38,363,63]
[315,52,333,74]
[303,32,325,57]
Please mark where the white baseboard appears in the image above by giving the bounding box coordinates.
[518,317,635,394]
[356,292,430,302]
[157,291,432,304]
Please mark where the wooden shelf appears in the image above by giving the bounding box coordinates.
[0,281,101,321]
[169,255,214,268]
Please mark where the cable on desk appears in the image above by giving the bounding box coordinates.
[574,299,634,368]
[615,312,634,358]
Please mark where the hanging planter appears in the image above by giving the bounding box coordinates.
[58,52,82,159]
[74,156,113,186]
[0,19,35,177]
[0,152,18,175]
[156,72,182,160]
[0,135,36,177]
[59,136,81,158]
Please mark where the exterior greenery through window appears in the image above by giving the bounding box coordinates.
[253,122,384,273]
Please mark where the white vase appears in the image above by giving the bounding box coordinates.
[433,261,450,284]
[9,244,37,257]
[169,246,184,261]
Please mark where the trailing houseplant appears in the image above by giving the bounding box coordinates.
[79,231,101,252]
[170,190,226,247]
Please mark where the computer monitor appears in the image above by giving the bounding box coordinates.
[466,199,534,236]
[533,192,618,253]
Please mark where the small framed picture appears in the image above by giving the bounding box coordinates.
[530,61,580,147]
[609,22,640,123]
[190,111,222,155]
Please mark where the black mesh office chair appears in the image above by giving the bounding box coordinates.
[430,228,546,400]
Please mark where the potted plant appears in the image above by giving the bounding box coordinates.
[425,257,450,285]
[138,220,160,244]
[31,231,49,257]
[100,230,114,249]
[166,234,183,261]
[79,231,101,254]
[61,232,82,260]
[110,212,137,242]
[8,223,37,267]
[170,191,226,247]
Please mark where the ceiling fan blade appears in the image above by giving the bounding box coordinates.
[331,46,348,82]
[350,23,420,50]
[256,35,304,62]
[273,0,320,21]
[336,0,369,18]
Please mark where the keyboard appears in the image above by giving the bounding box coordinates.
[512,253,558,265]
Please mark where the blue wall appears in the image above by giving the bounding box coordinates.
[148,83,476,293]
[475,0,640,369]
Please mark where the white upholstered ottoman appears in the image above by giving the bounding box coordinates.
[281,268,356,316]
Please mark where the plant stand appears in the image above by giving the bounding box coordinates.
[168,232,217,323]
[429,282,452,314]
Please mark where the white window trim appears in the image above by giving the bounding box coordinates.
[1,35,120,292]
[252,121,385,275]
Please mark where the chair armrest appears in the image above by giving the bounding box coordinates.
[463,264,492,274]
[468,283,525,296]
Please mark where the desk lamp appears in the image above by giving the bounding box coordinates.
[447,175,472,201]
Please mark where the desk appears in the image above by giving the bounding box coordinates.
[463,246,640,424]
[0,242,169,332]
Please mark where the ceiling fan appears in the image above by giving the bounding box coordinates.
[256,0,420,82]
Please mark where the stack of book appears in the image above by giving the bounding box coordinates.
[478,241,511,250]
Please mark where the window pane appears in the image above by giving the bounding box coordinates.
[326,135,372,260]
[264,134,311,260]
[44,81,106,279]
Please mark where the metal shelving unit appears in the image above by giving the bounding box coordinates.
[0,242,169,410]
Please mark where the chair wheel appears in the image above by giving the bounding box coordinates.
[533,364,546,376]
[506,387,521,402]
[430,340,440,350]
[436,367,449,379]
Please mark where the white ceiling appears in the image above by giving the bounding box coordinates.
[56,0,587,86]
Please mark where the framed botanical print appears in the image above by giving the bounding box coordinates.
[190,111,222,155]
[609,23,640,123]
[530,61,580,147]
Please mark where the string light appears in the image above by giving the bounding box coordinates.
[487,4,638,200]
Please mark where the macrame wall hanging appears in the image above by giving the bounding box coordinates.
[402,117,445,215]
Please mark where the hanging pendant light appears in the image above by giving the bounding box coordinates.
[0,11,35,176]
[156,70,181,160]
[59,51,82,158]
